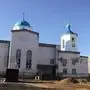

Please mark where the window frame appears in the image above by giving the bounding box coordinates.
[62,39,65,48]
[72,68,76,74]
[16,49,21,68]
[72,37,75,42]
[50,59,54,64]
[26,50,32,69]
[63,68,67,74]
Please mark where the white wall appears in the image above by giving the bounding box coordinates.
[57,52,88,77]
[0,42,9,73]
[37,45,56,65]
[9,30,39,74]
[61,34,77,52]
[79,56,88,74]
[57,52,79,74]
[88,56,90,73]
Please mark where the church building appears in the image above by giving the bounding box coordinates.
[0,17,89,79]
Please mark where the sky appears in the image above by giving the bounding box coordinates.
[0,0,90,56]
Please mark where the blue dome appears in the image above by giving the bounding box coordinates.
[65,24,78,36]
[15,20,31,27]
[13,20,32,30]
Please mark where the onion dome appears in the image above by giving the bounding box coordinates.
[13,13,32,30]
[66,24,78,36]
[13,19,32,30]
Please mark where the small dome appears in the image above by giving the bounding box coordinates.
[13,20,32,30]
[65,24,78,36]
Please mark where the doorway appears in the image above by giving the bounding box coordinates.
[37,64,56,80]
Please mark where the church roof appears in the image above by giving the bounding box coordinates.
[0,40,10,44]
[13,19,32,30]
[58,50,80,54]
[39,43,56,47]
[80,56,88,58]
[15,20,31,27]
[66,29,78,36]
[65,24,78,36]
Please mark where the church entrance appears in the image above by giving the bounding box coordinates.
[37,64,56,80]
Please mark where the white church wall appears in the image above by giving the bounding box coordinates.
[38,44,56,65]
[61,34,70,51]
[78,56,88,75]
[55,45,60,73]
[57,51,88,77]
[57,51,79,74]
[61,34,77,52]
[88,56,90,74]
[9,30,39,75]
[0,42,9,75]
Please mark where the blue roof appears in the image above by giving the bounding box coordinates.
[66,30,78,36]
[15,20,31,27]
[66,24,78,36]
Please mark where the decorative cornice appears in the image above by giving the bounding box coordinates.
[0,40,10,44]
[58,50,80,54]
[11,29,39,37]
[80,56,88,58]
[39,43,56,47]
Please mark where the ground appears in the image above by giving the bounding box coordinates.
[0,78,90,90]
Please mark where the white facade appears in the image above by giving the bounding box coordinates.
[0,20,89,78]
[61,34,77,52]
[61,24,78,52]
[37,44,56,65]
[0,41,9,75]
[8,30,39,76]
[57,52,88,77]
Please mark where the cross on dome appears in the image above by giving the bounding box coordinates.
[12,13,32,30]
[22,12,25,21]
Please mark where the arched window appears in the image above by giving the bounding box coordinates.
[26,50,32,69]
[16,49,21,68]
[72,68,76,74]
[62,39,65,48]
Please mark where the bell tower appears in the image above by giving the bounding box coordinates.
[61,24,78,52]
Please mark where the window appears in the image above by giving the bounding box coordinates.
[62,40,65,48]
[62,59,67,67]
[72,68,76,74]
[58,57,67,66]
[72,58,79,65]
[72,59,76,65]
[26,50,32,69]
[58,57,63,62]
[72,37,75,42]
[80,58,84,63]
[50,59,54,64]
[63,68,67,74]
[16,49,21,68]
